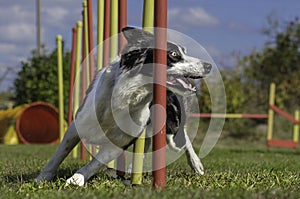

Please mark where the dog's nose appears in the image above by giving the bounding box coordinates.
[203,63,212,73]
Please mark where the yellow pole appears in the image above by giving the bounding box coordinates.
[110,0,118,60]
[293,110,299,143]
[106,0,119,170]
[131,0,154,185]
[131,129,146,185]
[72,21,83,158]
[142,0,154,32]
[267,83,275,141]
[56,35,64,142]
[97,0,104,70]
[73,21,83,118]
[83,1,90,85]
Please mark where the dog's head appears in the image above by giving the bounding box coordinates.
[120,27,212,94]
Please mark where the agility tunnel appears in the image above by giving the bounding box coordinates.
[0,102,60,144]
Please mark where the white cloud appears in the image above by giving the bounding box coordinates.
[0,43,17,53]
[169,7,219,29]
[0,23,36,43]
[0,5,33,23]
[42,6,69,28]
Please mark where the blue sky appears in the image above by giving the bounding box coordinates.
[0,0,299,92]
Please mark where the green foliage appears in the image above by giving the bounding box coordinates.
[0,90,14,109]
[242,17,300,111]
[14,46,71,117]
[200,17,300,139]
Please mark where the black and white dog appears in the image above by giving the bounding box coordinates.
[35,27,211,186]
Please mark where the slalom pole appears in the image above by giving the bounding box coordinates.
[87,0,97,159]
[118,0,127,52]
[116,0,127,179]
[81,13,87,161]
[103,0,111,67]
[143,0,154,32]
[83,1,90,85]
[87,0,95,79]
[56,35,64,142]
[293,110,299,144]
[103,0,114,170]
[72,21,83,158]
[106,0,119,172]
[152,0,168,189]
[131,0,154,186]
[68,27,77,125]
[267,83,275,145]
[110,0,118,59]
[97,0,104,70]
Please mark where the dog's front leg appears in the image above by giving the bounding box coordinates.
[66,144,123,186]
[184,130,204,175]
[34,122,80,184]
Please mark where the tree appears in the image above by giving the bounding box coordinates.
[199,17,300,140]
[14,45,71,117]
[241,17,300,111]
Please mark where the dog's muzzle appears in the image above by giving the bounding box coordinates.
[167,76,196,92]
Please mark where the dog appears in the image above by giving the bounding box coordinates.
[34,27,212,186]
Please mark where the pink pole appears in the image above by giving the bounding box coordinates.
[103,0,111,67]
[87,0,95,79]
[152,0,168,189]
[118,0,127,52]
[68,27,77,125]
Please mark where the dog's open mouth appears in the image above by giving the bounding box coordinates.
[167,76,196,94]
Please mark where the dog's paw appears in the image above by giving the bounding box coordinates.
[127,163,133,174]
[188,155,204,175]
[66,173,85,186]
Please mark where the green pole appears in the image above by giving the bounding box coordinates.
[83,1,90,85]
[110,0,118,60]
[56,35,64,142]
[131,0,154,186]
[97,0,104,70]
[72,21,83,158]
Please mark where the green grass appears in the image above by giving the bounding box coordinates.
[1,143,300,199]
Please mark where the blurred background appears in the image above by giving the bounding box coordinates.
[0,0,299,145]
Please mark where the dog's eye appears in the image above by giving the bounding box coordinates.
[170,51,179,57]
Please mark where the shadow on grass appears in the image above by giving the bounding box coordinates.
[3,168,78,184]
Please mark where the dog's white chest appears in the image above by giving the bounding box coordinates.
[74,66,152,147]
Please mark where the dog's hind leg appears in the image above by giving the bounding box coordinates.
[34,122,80,183]
[66,144,123,186]
[184,130,204,175]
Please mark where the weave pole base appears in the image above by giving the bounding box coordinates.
[267,139,298,149]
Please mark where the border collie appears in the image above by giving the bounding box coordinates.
[35,27,211,186]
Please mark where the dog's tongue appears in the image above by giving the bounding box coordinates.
[167,77,196,92]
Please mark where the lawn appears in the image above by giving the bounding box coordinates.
[1,143,300,199]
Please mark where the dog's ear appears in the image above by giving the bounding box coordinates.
[122,27,153,43]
